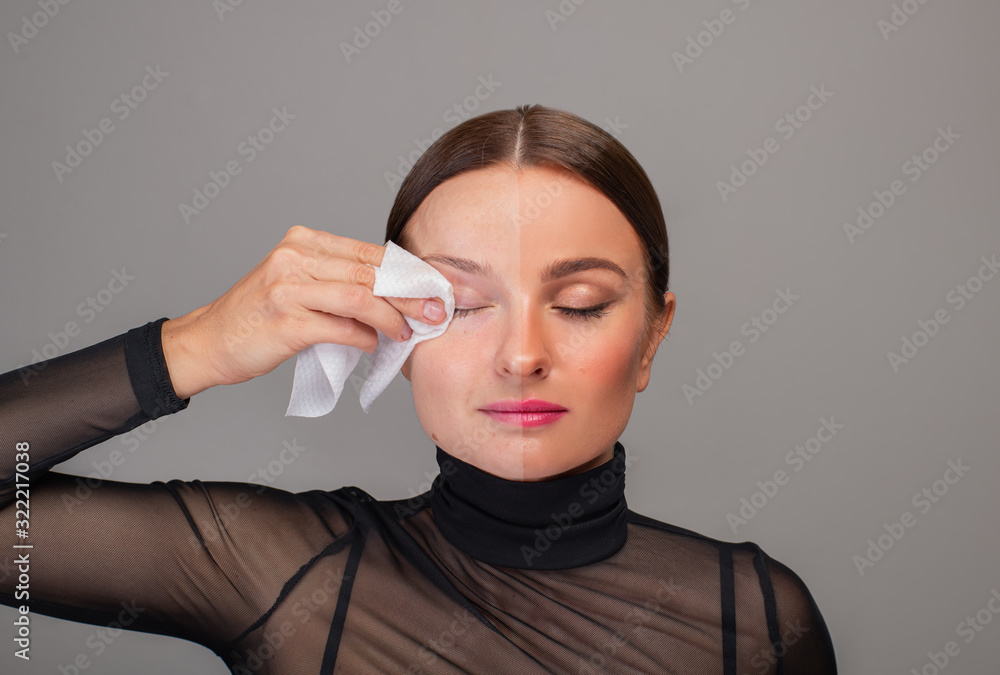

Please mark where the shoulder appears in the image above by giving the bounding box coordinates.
[625,510,837,672]
[748,547,838,672]
[625,508,764,564]
[626,508,822,611]
[159,478,369,545]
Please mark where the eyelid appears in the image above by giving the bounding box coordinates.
[453,301,612,320]
[455,284,610,301]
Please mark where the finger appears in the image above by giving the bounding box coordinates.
[287,248,447,326]
[268,240,378,295]
[282,233,446,328]
[382,296,448,325]
[293,311,380,354]
[295,280,414,343]
[285,227,386,271]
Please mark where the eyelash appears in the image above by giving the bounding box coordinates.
[452,303,611,321]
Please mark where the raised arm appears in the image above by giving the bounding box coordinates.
[0,227,448,658]
[1,224,449,512]
[0,317,258,651]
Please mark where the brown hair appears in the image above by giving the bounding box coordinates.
[384,104,669,335]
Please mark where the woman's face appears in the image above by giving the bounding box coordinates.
[400,163,675,481]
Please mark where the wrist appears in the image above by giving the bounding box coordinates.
[161,306,215,399]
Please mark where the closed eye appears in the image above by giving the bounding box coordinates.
[452,303,611,321]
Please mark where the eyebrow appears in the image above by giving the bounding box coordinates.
[419,254,629,284]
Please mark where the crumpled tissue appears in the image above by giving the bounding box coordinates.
[285,240,454,416]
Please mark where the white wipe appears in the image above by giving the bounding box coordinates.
[285,240,454,417]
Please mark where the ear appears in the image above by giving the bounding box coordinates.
[636,292,676,393]
[401,354,412,382]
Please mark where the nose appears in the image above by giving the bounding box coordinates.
[494,299,551,379]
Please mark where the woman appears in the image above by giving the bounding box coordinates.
[0,104,837,673]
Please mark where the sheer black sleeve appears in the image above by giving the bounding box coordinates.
[758,548,838,674]
[0,318,352,661]
[0,317,191,502]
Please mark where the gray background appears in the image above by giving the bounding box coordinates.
[2,0,998,672]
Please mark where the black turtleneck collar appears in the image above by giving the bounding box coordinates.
[427,441,629,570]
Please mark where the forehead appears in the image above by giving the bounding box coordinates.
[403,164,645,273]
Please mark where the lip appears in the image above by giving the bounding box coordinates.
[480,399,568,428]
[481,399,567,413]
[481,409,568,428]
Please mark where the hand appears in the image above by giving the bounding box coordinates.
[161,226,447,399]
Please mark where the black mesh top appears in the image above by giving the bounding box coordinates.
[0,317,837,674]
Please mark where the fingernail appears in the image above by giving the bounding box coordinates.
[424,300,445,321]
[401,323,413,340]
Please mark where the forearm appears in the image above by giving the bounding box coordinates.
[0,317,270,651]
[0,318,190,508]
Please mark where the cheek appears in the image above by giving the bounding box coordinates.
[409,335,478,398]
[572,333,638,390]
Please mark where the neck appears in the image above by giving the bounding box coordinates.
[428,441,629,570]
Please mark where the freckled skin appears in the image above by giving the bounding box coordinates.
[400,164,675,481]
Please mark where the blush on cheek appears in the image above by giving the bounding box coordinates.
[581,337,637,387]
